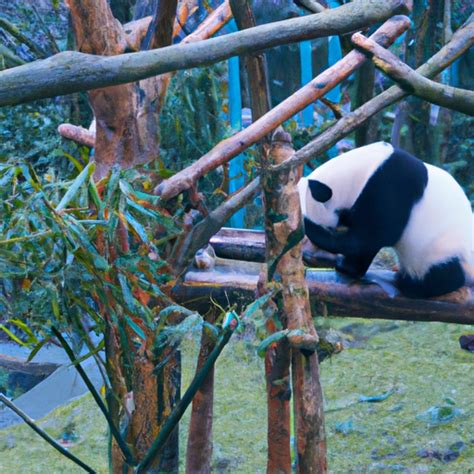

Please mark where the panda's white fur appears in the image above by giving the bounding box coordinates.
[395,163,473,279]
[299,142,474,295]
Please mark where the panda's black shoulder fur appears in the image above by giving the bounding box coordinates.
[343,146,428,248]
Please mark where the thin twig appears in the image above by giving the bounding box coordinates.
[51,327,136,466]
[294,0,326,14]
[0,393,96,473]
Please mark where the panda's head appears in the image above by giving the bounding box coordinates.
[298,176,339,228]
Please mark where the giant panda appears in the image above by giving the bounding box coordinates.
[298,141,474,298]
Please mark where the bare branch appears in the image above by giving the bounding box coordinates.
[352,33,474,116]
[172,179,261,275]
[183,0,232,43]
[0,0,412,107]
[155,15,411,200]
[275,14,474,173]
[58,123,95,147]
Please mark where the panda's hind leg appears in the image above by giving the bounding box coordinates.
[397,257,465,298]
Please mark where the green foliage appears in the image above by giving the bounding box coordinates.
[160,65,229,207]
[0,152,183,354]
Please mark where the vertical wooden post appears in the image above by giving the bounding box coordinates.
[185,312,217,474]
[263,130,327,473]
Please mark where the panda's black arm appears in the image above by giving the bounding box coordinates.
[303,217,359,255]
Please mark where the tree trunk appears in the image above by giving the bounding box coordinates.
[405,0,449,162]
[66,1,179,471]
[185,313,217,474]
[263,131,327,472]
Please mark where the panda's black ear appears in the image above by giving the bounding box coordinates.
[308,180,332,203]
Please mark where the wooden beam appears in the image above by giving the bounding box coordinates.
[173,262,474,325]
[351,33,474,116]
[0,0,411,107]
[210,227,337,266]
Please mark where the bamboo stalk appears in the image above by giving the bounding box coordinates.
[51,327,136,466]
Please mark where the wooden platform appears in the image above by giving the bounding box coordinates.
[175,259,474,325]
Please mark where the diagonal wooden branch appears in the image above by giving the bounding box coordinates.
[0,0,412,107]
[184,0,232,43]
[172,179,261,275]
[352,33,474,116]
[155,14,411,200]
[275,13,474,173]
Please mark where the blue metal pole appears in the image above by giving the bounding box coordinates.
[228,54,246,228]
[299,40,314,127]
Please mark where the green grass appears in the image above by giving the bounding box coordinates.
[0,319,473,473]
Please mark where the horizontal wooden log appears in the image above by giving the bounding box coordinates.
[210,227,337,266]
[173,261,474,325]
[0,355,59,376]
[0,0,411,107]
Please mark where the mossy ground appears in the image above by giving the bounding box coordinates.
[0,318,472,473]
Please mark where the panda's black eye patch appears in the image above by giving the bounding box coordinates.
[308,180,332,203]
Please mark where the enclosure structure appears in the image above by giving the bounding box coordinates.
[0,1,473,473]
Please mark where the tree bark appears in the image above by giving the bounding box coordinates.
[354,61,376,146]
[0,0,412,107]
[263,131,326,473]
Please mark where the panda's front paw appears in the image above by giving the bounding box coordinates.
[335,255,365,279]
[303,216,329,247]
